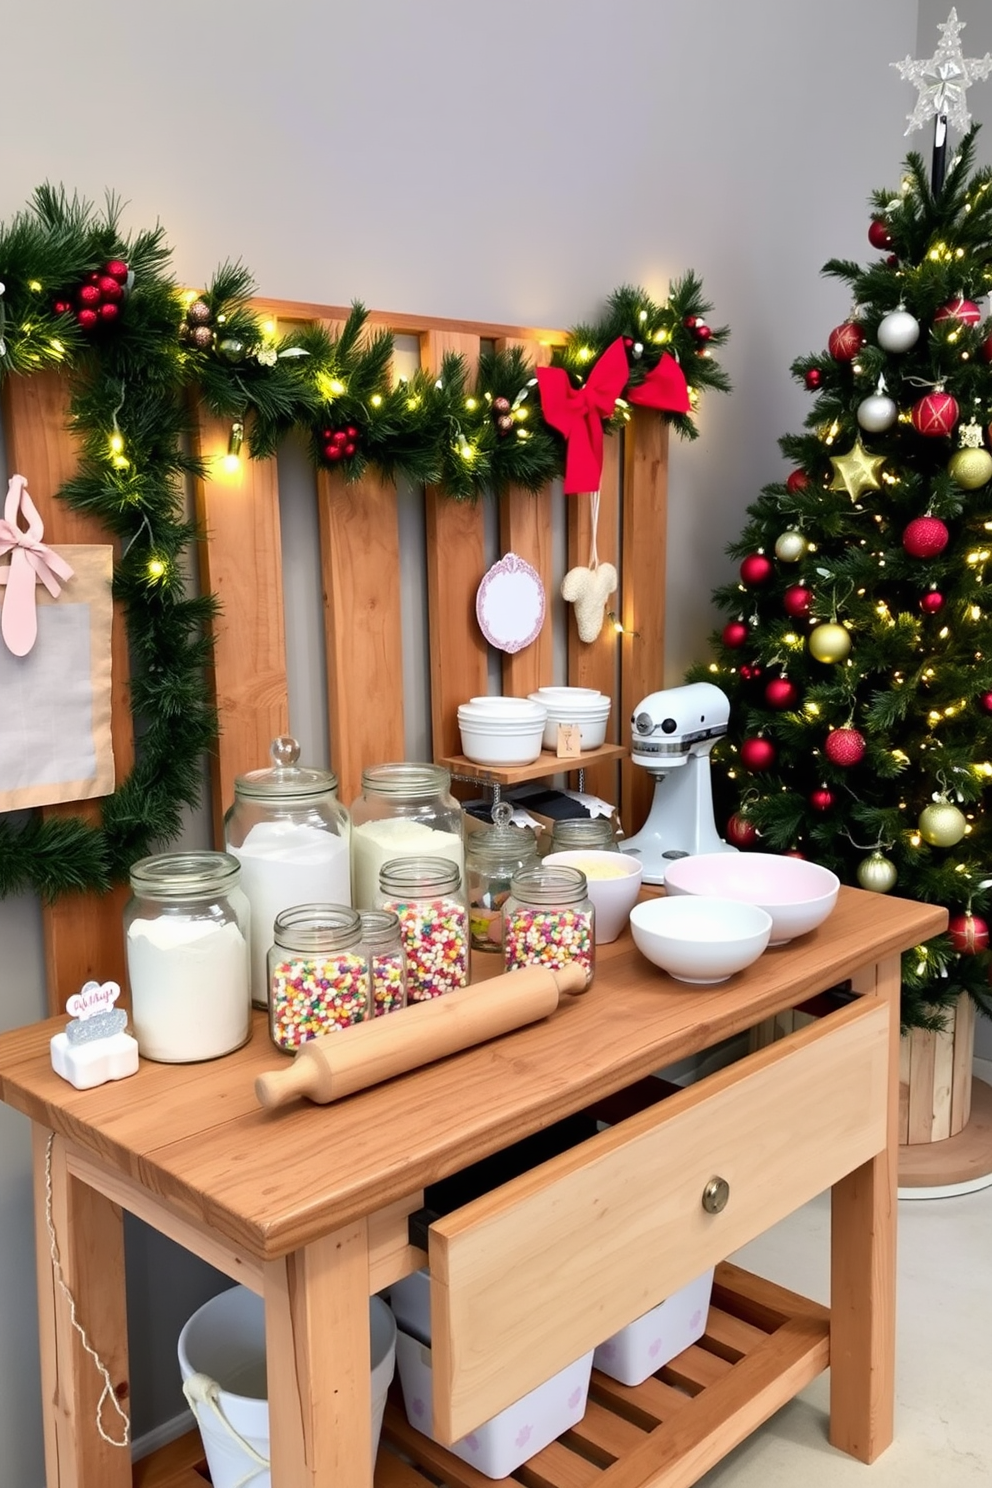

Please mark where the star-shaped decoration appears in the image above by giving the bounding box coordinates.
[829,439,886,503]
[892,8,992,135]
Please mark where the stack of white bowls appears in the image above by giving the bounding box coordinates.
[457,696,548,766]
[527,687,612,751]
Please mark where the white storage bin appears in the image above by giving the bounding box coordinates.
[593,1267,715,1386]
[390,1269,593,1479]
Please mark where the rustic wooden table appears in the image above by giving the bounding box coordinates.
[0,886,944,1488]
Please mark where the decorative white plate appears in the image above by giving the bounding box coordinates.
[476,552,546,654]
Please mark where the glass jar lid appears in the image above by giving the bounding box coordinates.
[129,850,241,899]
[467,802,538,867]
[379,855,462,897]
[510,863,589,906]
[360,909,402,948]
[234,736,339,802]
[272,903,362,952]
[360,763,452,800]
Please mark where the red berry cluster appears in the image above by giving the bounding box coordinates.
[683,313,712,351]
[322,425,359,463]
[53,259,128,332]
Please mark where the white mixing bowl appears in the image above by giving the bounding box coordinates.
[629,896,772,984]
[543,851,642,943]
[662,853,839,945]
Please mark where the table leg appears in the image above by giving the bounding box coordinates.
[829,953,900,1461]
[264,1218,372,1487]
[32,1125,132,1488]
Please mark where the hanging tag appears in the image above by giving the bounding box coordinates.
[556,723,582,759]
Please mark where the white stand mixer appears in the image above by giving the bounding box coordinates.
[621,681,738,884]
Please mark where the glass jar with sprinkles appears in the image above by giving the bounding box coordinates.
[503,864,596,982]
[377,857,470,1001]
[360,909,408,1017]
[549,816,619,853]
[267,904,371,1053]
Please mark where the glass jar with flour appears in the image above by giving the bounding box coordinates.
[224,737,352,1007]
[124,851,251,1062]
[350,763,465,910]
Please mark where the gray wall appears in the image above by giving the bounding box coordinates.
[3,2,990,1478]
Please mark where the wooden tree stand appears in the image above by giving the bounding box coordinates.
[897,993,992,1197]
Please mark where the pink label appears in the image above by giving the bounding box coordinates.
[66,980,121,1020]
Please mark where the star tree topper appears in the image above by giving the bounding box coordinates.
[892,8,992,135]
[829,439,886,503]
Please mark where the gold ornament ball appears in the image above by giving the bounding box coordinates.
[856,851,898,893]
[774,529,808,562]
[949,447,992,490]
[918,800,967,848]
[808,622,851,664]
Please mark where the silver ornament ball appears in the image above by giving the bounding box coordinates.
[876,309,920,353]
[857,394,898,433]
[774,529,808,563]
[856,852,898,893]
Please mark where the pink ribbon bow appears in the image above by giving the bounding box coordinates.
[0,475,75,656]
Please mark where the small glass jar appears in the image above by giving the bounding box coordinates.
[503,864,596,981]
[377,857,470,1001]
[351,763,465,910]
[124,851,251,1063]
[224,736,352,1008]
[267,904,371,1052]
[549,817,619,853]
[360,910,409,1017]
[465,803,540,952]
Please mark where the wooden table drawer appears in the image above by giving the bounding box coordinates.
[425,995,889,1442]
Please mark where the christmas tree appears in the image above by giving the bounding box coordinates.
[689,107,992,1029]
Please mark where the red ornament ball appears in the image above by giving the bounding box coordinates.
[726,813,758,848]
[868,218,893,249]
[740,553,773,586]
[741,736,776,772]
[325,445,344,462]
[76,308,99,331]
[784,849,806,859]
[785,469,809,494]
[948,913,990,954]
[810,787,834,812]
[911,390,959,437]
[804,368,823,391]
[935,297,982,326]
[979,693,992,714]
[722,620,749,648]
[98,302,119,323]
[683,315,698,329]
[886,253,900,267]
[105,259,128,283]
[77,283,101,308]
[97,275,124,301]
[695,323,712,342]
[828,321,864,361]
[903,516,949,558]
[783,585,812,617]
[920,590,945,614]
[343,442,357,457]
[765,677,799,709]
[825,728,866,767]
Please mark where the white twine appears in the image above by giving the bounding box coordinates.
[588,487,601,570]
[182,1373,270,1488]
[44,1133,131,1448]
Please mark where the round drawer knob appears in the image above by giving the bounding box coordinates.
[702,1176,730,1214]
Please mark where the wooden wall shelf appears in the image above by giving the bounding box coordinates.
[438,742,627,788]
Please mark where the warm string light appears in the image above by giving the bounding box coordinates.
[606,611,640,638]
[222,420,244,474]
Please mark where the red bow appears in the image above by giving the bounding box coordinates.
[537,338,690,494]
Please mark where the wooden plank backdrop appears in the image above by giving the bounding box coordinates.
[2,301,672,1018]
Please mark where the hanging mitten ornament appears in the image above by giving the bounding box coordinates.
[561,561,618,643]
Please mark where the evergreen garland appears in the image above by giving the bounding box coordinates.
[0,184,729,903]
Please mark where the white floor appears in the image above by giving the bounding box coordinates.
[698,1182,992,1485]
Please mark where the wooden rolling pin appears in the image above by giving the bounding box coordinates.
[255,961,588,1109]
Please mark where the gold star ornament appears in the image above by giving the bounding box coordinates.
[829,439,886,502]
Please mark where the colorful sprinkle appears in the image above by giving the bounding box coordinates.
[503,907,595,977]
[371,951,407,1016]
[269,952,370,1050]
[381,896,469,1001]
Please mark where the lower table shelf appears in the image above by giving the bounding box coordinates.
[134,1263,829,1488]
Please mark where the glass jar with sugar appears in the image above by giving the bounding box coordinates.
[124,851,251,1062]
[350,763,465,910]
[224,736,352,1008]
